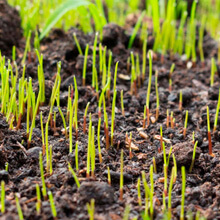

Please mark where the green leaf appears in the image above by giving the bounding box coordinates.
[128,11,145,49]
[40,0,91,40]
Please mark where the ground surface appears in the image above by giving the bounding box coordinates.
[0,1,220,220]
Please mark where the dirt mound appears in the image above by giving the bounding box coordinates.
[0,0,23,56]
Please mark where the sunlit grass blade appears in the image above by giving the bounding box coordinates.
[40,0,91,40]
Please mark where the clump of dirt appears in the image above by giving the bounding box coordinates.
[0,0,23,56]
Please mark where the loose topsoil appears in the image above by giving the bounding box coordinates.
[0,1,220,220]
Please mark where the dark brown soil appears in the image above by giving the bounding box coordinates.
[0,1,220,220]
[0,0,23,56]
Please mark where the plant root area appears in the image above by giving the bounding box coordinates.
[0,1,220,220]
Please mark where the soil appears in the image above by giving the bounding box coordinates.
[0,1,220,220]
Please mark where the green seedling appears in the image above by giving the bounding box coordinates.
[172,154,177,183]
[91,126,95,178]
[39,152,47,199]
[83,102,90,134]
[121,90,125,116]
[49,145,53,175]
[45,120,50,172]
[103,96,110,149]
[106,50,112,102]
[199,15,206,66]
[48,191,57,219]
[169,63,175,92]
[69,96,74,154]
[189,141,198,173]
[92,32,98,90]
[136,54,141,87]
[137,177,142,206]
[210,58,216,86]
[99,43,103,75]
[15,194,24,220]
[155,70,160,120]
[214,89,220,132]
[75,141,79,171]
[120,150,124,201]
[141,171,150,217]
[130,52,137,95]
[142,39,147,82]
[82,44,89,86]
[175,10,187,55]
[28,89,42,147]
[207,106,214,156]
[73,76,79,139]
[111,90,117,146]
[22,31,31,65]
[87,114,92,178]
[36,183,41,215]
[40,112,45,155]
[180,166,186,220]
[162,191,166,213]
[12,46,16,63]
[145,51,153,127]
[102,46,107,87]
[159,125,163,152]
[36,51,45,105]
[107,166,111,185]
[143,105,147,128]
[73,33,83,55]
[113,61,119,92]
[68,162,80,188]
[164,164,168,197]
[150,165,154,218]
[162,142,167,167]
[183,110,188,138]
[128,11,145,49]
[168,167,175,219]
[1,181,5,213]
[123,204,130,220]
[87,199,95,220]
[97,117,102,163]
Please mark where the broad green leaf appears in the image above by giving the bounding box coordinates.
[40,0,91,40]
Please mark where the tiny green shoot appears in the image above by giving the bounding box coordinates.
[120,150,124,201]
[39,151,47,199]
[87,199,95,220]
[137,177,142,206]
[189,141,198,173]
[213,88,220,132]
[68,162,80,188]
[15,194,24,220]
[155,70,159,120]
[180,166,186,220]
[36,183,41,215]
[48,191,57,219]
[73,32,83,55]
[207,106,214,156]
[121,90,125,116]
[183,110,188,138]
[82,44,89,86]
[1,181,5,213]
